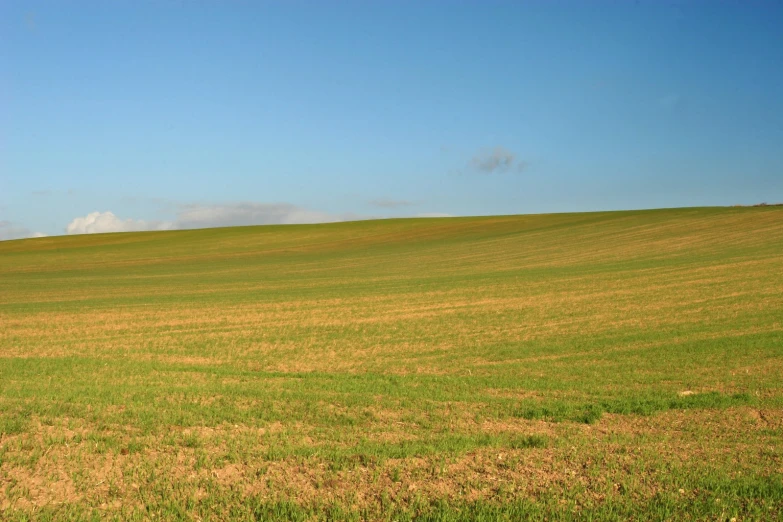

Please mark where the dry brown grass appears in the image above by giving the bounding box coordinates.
[2,406,780,513]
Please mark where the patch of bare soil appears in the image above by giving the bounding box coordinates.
[2,407,780,514]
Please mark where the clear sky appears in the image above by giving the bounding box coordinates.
[2,1,782,239]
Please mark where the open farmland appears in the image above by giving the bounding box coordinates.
[1,206,782,520]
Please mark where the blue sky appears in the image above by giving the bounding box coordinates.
[2,1,782,238]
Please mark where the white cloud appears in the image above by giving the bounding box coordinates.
[64,203,362,236]
[174,203,341,229]
[61,201,461,237]
[65,211,172,235]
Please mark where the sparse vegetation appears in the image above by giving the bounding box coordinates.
[1,206,782,520]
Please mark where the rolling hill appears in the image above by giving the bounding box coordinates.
[1,206,782,520]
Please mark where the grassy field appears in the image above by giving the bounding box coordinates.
[1,206,782,520]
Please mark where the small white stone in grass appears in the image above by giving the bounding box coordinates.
[678,488,685,494]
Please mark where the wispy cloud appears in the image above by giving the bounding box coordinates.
[415,212,453,218]
[64,202,363,235]
[469,146,527,174]
[65,211,172,235]
[0,221,47,241]
[369,198,415,209]
[175,202,348,229]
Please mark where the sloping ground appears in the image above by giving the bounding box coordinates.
[1,206,782,520]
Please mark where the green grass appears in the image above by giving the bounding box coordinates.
[1,206,782,520]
